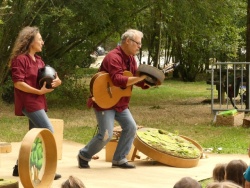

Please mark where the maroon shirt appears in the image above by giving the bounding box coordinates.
[93,46,148,112]
[11,54,47,116]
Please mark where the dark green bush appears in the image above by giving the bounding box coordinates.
[1,75,14,104]
[47,76,90,109]
[75,68,98,77]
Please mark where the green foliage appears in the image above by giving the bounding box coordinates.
[0,0,248,85]
[1,74,14,104]
[138,128,201,158]
[52,68,97,108]
[30,138,43,171]
[47,76,89,110]
[75,68,98,77]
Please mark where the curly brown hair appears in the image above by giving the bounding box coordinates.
[8,26,40,67]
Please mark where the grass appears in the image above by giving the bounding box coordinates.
[1,78,249,154]
[200,178,213,187]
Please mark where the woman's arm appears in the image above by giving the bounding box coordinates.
[14,81,54,95]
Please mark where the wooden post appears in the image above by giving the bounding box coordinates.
[0,179,19,188]
[49,119,64,160]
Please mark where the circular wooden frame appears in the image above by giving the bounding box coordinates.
[134,128,203,168]
[18,128,57,188]
[137,64,165,86]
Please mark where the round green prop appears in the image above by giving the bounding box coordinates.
[134,128,202,168]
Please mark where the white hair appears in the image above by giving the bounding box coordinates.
[121,29,143,42]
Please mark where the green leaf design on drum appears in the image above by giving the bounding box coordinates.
[137,129,200,159]
[30,137,44,185]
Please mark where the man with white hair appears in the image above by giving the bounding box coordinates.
[77,29,149,169]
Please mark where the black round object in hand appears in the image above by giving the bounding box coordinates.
[38,65,56,89]
[137,64,165,86]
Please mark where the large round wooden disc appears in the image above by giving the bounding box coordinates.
[134,128,202,168]
[18,128,57,188]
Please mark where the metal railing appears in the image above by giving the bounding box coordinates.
[207,62,250,117]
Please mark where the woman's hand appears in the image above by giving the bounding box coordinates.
[14,81,52,95]
[51,72,62,88]
[39,82,54,95]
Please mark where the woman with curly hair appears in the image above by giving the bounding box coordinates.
[9,26,62,180]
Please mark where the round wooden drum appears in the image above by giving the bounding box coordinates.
[18,128,57,188]
[137,64,165,86]
[134,128,202,168]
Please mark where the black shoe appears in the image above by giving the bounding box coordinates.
[77,154,90,168]
[12,165,19,176]
[112,162,135,169]
[54,173,61,180]
[12,164,61,180]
